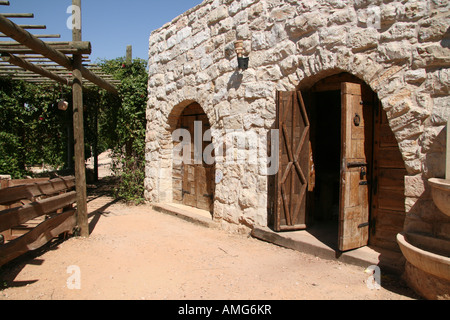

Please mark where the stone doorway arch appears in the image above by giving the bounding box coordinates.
[170,101,215,213]
[297,72,407,252]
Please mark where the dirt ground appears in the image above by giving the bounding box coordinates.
[0,175,419,301]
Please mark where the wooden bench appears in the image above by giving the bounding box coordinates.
[0,176,77,266]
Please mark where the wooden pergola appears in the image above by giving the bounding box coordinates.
[0,0,121,238]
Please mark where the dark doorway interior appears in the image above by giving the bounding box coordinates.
[308,90,341,248]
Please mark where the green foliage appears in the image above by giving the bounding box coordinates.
[97,57,148,204]
[0,56,148,204]
[0,131,23,178]
[0,78,70,178]
[113,155,146,205]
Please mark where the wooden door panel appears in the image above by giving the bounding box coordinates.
[339,82,371,252]
[179,105,214,213]
[182,164,197,207]
[275,91,309,231]
[195,165,213,211]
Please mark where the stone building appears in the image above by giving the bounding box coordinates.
[145,0,449,272]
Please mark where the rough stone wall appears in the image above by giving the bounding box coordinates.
[146,0,450,235]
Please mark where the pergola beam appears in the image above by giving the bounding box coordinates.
[0,33,61,38]
[0,41,92,54]
[1,53,73,86]
[0,13,34,18]
[0,14,117,94]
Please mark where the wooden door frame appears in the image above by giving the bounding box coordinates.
[173,102,215,213]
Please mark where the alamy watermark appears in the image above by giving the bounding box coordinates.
[365,265,381,290]
[366,5,381,30]
[66,5,81,30]
[66,265,81,290]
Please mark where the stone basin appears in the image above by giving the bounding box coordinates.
[428,178,450,217]
[397,232,450,299]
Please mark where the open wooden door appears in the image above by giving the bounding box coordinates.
[339,82,371,251]
[274,91,310,231]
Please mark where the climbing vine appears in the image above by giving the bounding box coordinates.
[0,56,148,205]
[95,57,148,204]
[0,78,71,178]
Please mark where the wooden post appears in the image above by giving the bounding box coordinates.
[72,0,88,237]
[126,45,132,65]
[93,104,99,182]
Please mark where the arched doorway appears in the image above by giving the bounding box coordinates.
[172,102,215,213]
[273,73,406,252]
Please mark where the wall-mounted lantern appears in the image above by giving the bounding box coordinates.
[235,40,249,71]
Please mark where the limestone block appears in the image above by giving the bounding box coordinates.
[244,82,274,99]
[243,113,265,130]
[420,125,446,154]
[208,5,229,25]
[241,0,259,10]
[223,115,243,129]
[380,3,399,26]
[239,188,259,209]
[405,69,427,84]
[176,26,192,43]
[328,7,356,25]
[405,174,429,198]
[251,32,269,51]
[228,1,241,16]
[349,28,379,52]
[216,100,231,119]
[378,41,412,62]
[319,26,348,48]
[236,24,250,40]
[192,29,210,48]
[286,12,325,39]
[297,32,320,54]
[419,17,450,43]
[413,44,450,69]
[403,0,430,21]
[270,5,296,21]
[423,152,446,178]
[380,23,418,42]
[256,65,283,81]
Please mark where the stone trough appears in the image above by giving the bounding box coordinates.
[397,233,450,300]
[398,120,450,299]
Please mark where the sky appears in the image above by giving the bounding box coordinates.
[1,0,204,63]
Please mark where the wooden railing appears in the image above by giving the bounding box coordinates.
[0,176,77,266]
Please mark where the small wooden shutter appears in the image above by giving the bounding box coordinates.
[339,82,370,251]
[274,91,310,231]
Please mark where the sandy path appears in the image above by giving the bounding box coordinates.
[0,193,418,301]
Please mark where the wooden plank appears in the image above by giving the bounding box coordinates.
[274,91,309,231]
[370,103,407,251]
[8,178,49,187]
[0,176,75,205]
[339,82,370,252]
[0,209,76,266]
[378,187,406,212]
[0,191,76,233]
[376,147,405,168]
[377,168,407,190]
